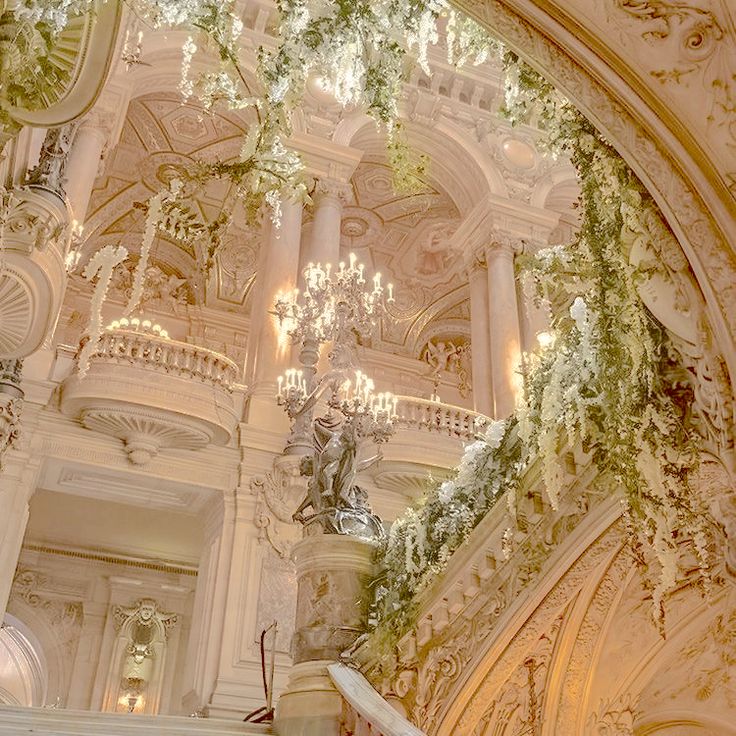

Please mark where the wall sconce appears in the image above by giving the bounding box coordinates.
[122,677,144,713]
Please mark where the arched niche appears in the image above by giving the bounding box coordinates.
[0,614,47,707]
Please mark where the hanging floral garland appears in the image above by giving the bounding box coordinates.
[367,54,713,662]
[78,244,129,378]
[3,0,716,662]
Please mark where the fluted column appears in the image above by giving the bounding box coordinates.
[247,198,303,429]
[486,236,522,418]
[300,178,350,271]
[466,249,494,417]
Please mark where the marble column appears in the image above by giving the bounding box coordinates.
[486,236,522,419]
[466,249,494,417]
[246,198,303,430]
[518,242,552,354]
[63,114,111,223]
[299,178,350,271]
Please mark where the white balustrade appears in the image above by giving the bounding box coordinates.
[62,330,243,465]
[88,329,239,390]
[394,396,489,441]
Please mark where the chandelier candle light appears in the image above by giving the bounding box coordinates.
[274,255,397,537]
[274,253,394,454]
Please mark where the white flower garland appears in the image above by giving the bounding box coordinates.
[78,244,128,378]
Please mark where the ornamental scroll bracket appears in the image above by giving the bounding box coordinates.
[252,455,306,559]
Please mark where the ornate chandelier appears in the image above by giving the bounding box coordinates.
[273,255,397,538]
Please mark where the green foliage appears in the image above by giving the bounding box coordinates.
[366,52,711,673]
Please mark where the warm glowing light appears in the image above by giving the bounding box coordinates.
[536,331,555,349]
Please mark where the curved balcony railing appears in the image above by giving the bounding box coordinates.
[88,328,240,391]
[62,326,243,465]
[394,395,489,441]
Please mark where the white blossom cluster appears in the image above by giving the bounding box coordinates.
[371,54,711,655]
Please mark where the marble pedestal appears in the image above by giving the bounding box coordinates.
[274,534,376,736]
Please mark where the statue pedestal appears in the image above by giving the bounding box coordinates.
[275,534,376,736]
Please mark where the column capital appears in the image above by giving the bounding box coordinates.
[77,109,116,143]
[462,243,488,275]
[486,232,524,259]
[312,176,352,205]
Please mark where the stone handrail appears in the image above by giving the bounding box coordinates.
[87,329,240,391]
[0,705,269,735]
[328,663,426,736]
[394,395,489,441]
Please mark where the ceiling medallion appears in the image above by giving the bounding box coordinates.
[341,216,370,238]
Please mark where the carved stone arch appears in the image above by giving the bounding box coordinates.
[428,497,625,734]
[636,712,736,735]
[344,117,503,213]
[5,597,80,708]
[547,545,637,734]
[451,0,736,393]
[403,285,470,357]
[529,165,579,222]
[0,613,47,706]
[124,45,261,114]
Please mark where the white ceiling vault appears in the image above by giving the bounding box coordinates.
[73,35,579,362]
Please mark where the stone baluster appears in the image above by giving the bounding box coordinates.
[486,235,523,418]
[466,247,494,417]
